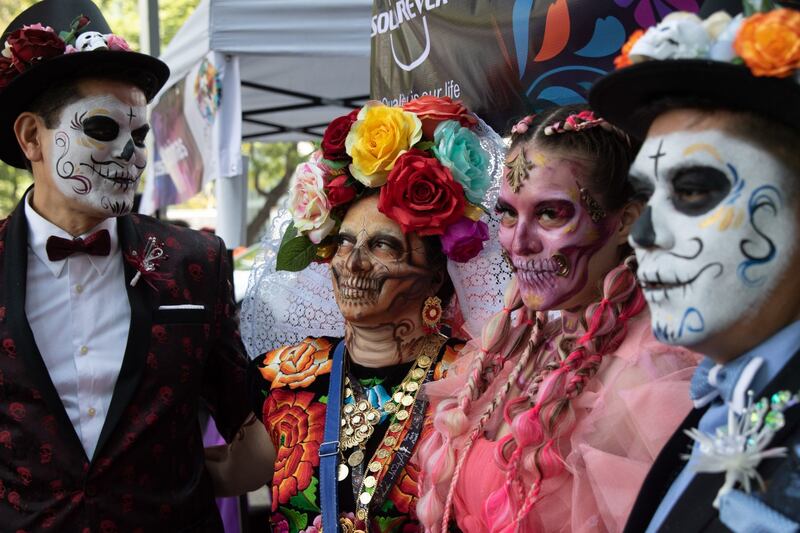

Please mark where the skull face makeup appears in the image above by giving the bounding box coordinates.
[496,148,621,311]
[629,116,798,347]
[330,195,438,325]
[47,92,148,217]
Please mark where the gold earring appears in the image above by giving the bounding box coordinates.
[422,296,443,334]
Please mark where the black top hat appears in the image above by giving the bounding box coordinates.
[589,59,800,140]
[0,0,169,168]
[589,4,800,140]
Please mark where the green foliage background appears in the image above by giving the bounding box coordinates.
[0,0,201,216]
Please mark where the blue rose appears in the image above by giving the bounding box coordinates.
[432,120,491,204]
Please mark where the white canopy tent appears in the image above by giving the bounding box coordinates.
[147,0,371,247]
[159,0,371,142]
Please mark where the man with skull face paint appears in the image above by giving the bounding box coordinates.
[591,2,800,531]
[417,105,699,533]
[0,1,269,530]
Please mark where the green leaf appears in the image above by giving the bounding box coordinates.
[414,141,435,151]
[379,497,396,513]
[279,506,308,532]
[276,234,317,272]
[288,476,320,512]
[280,220,299,244]
[374,514,405,533]
[319,395,328,405]
[320,157,349,170]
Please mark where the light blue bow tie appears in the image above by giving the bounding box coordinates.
[689,353,764,410]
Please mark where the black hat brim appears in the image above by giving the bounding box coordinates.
[589,59,800,140]
[0,49,169,169]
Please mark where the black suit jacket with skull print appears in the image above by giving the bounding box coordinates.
[0,199,251,532]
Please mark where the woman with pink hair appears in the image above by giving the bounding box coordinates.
[416,105,700,532]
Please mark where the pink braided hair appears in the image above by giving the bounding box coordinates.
[486,261,645,532]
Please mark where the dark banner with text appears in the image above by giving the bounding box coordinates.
[371,0,728,135]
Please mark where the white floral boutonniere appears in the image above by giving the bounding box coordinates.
[125,236,169,289]
[684,389,798,508]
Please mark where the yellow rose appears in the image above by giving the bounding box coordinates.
[345,102,422,187]
[735,8,800,78]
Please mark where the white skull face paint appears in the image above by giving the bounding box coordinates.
[629,129,797,346]
[50,94,149,217]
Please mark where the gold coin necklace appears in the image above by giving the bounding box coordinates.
[340,334,446,528]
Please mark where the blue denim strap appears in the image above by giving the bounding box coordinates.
[320,340,346,533]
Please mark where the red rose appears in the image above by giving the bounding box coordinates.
[324,173,357,207]
[378,149,465,236]
[5,26,66,72]
[0,58,18,88]
[402,96,478,139]
[321,109,359,160]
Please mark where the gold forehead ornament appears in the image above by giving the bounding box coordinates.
[504,147,534,194]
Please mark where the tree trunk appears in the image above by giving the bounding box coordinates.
[245,145,297,245]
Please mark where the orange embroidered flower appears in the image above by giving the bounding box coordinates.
[259,337,333,389]
[388,460,422,516]
[433,343,464,381]
[614,29,646,69]
[735,8,800,78]
[264,389,326,509]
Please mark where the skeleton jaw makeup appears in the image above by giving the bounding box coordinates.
[330,196,435,325]
[48,93,148,217]
[629,128,797,347]
[497,153,616,311]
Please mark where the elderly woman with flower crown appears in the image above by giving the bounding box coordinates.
[415,104,701,533]
[208,96,506,533]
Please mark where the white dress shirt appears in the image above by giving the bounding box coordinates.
[24,195,131,460]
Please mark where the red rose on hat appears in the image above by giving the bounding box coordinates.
[5,25,66,72]
[324,173,357,208]
[321,109,359,161]
[0,58,17,88]
[403,96,478,139]
[378,149,465,236]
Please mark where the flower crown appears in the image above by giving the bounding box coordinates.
[276,96,493,272]
[0,15,132,90]
[615,1,800,79]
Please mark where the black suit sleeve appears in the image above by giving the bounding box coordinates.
[202,236,251,442]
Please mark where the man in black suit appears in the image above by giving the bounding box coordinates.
[590,3,800,532]
[0,1,270,530]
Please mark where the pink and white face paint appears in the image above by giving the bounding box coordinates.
[496,150,618,311]
[49,94,148,217]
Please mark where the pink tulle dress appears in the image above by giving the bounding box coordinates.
[423,313,699,532]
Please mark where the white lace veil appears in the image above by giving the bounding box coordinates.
[240,117,512,358]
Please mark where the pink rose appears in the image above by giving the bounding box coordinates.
[289,162,335,243]
[440,217,489,262]
[104,34,131,52]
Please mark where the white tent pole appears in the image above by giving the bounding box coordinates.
[138,0,160,56]
[139,0,160,216]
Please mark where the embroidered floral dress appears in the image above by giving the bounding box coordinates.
[249,336,462,533]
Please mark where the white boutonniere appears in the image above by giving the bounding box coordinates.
[684,389,798,508]
[126,236,168,288]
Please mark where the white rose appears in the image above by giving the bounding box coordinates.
[709,13,744,62]
[288,162,335,244]
[703,10,733,40]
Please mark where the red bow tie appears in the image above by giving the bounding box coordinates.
[45,230,111,262]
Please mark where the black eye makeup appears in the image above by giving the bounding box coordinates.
[131,125,150,148]
[82,115,120,142]
[629,174,655,202]
[670,166,732,216]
